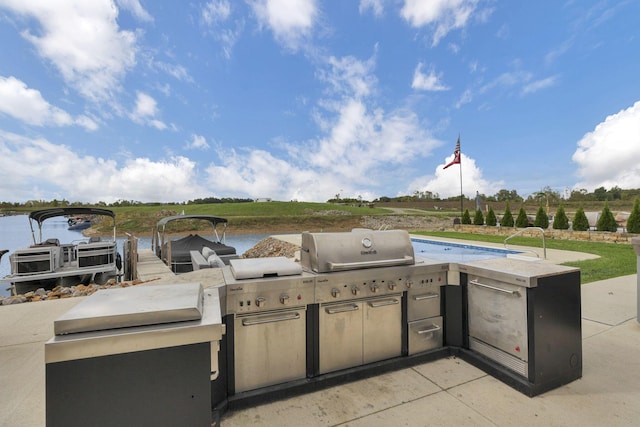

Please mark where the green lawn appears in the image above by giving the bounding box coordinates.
[412,231,637,284]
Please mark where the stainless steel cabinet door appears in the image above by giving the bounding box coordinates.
[319,302,363,374]
[234,310,307,393]
[467,278,528,361]
[363,295,402,364]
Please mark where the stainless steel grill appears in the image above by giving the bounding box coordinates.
[301,229,449,374]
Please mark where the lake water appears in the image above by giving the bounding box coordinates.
[0,214,270,296]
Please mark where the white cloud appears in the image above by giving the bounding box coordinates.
[116,0,153,22]
[412,63,449,91]
[400,0,480,46]
[0,130,206,203]
[408,152,504,199]
[249,0,317,51]
[573,101,640,191]
[359,0,384,17]
[200,0,244,59]
[131,91,167,129]
[202,0,231,24]
[522,75,558,95]
[203,53,441,201]
[3,0,138,103]
[187,134,210,150]
[0,76,97,130]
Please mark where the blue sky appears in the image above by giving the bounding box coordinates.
[0,0,639,204]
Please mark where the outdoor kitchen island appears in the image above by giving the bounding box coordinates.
[218,230,583,416]
[43,230,583,426]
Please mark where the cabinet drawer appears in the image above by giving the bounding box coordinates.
[408,316,443,355]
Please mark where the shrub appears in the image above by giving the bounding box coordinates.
[597,201,618,232]
[533,204,549,228]
[572,206,590,231]
[485,206,497,226]
[627,199,640,233]
[501,203,514,227]
[461,209,472,224]
[473,209,484,225]
[552,204,570,230]
[515,207,529,228]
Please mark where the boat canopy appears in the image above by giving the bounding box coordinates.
[28,207,116,245]
[29,208,115,225]
[156,215,228,230]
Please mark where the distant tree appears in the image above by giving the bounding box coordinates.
[515,207,529,228]
[597,202,618,232]
[627,199,640,233]
[473,209,484,225]
[594,186,608,201]
[493,189,522,202]
[461,209,472,224]
[485,206,497,226]
[501,203,514,227]
[534,204,549,228]
[572,206,590,231]
[552,204,570,230]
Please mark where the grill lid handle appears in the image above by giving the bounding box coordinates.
[327,255,414,271]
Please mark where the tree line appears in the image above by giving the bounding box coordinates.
[458,200,640,233]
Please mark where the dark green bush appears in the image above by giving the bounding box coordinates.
[473,209,484,225]
[597,202,618,232]
[515,207,529,228]
[485,206,497,226]
[461,209,472,224]
[552,204,570,230]
[501,203,514,227]
[534,204,549,228]
[572,206,590,231]
[627,199,640,233]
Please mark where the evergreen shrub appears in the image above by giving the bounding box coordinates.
[552,205,570,230]
[597,202,618,232]
[461,209,472,224]
[473,209,484,225]
[501,203,514,227]
[534,204,549,228]
[572,206,590,231]
[515,207,529,228]
[485,206,497,226]
[627,199,640,233]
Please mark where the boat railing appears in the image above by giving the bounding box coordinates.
[504,227,546,259]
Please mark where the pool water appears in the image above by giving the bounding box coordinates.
[411,238,520,262]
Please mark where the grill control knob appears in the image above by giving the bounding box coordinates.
[405,280,413,288]
[280,294,290,305]
[331,288,340,298]
[255,296,266,308]
[351,286,360,296]
[370,284,379,293]
[388,281,397,290]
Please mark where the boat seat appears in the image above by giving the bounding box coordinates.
[88,236,101,243]
[190,250,210,270]
[202,247,216,258]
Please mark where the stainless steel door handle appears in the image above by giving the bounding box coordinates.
[241,312,301,326]
[417,324,441,334]
[325,304,359,314]
[413,293,438,301]
[469,280,521,296]
[368,298,400,308]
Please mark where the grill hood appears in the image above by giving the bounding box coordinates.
[300,229,415,273]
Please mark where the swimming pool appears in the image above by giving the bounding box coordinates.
[411,238,520,262]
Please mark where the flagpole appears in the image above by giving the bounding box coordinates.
[459,134,463,217]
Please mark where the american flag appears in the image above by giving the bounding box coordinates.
[443,137,461,169]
